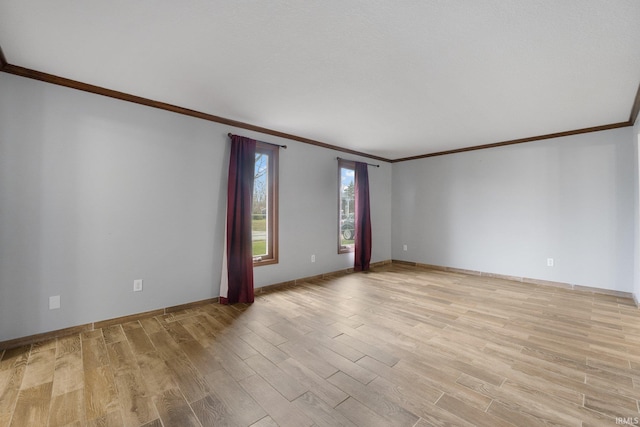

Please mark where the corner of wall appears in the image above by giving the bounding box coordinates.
[633,109,640,305]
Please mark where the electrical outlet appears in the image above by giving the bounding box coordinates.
[133,279,143,292]
[403,244,408,251]
[311,254,316,263]
[49,295,60,310]
[547,258,554,267]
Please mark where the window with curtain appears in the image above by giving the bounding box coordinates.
[252,141,279,265]
[338,159,355,253]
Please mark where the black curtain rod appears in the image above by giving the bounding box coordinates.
[336,157,380,167]
[227,133,287,149]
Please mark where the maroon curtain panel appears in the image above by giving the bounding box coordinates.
[354,162,372,271]
[221,135,256,304]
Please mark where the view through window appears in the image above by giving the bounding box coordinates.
[338,159,355,253]
[252,142,278,265]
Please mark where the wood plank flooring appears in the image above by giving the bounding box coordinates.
[1,264,640,426]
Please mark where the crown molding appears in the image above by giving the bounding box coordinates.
[0,62,391,163]
[630,81,640,125]
[1,43,638,163]
[391,121,632,162]
[0,45,7,69]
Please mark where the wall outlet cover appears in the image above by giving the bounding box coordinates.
[49,295,60,310]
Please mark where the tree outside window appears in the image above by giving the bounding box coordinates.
[252,143,278,265]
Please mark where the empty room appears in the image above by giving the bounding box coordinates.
[1,1,640,426]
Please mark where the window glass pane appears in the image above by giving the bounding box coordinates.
[253,152,268,257]
[339,165,355,250]
[251,142,278,266]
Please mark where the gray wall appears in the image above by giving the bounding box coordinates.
[392,127,636,292]
[0,73,391,341]
[1,69,635,342]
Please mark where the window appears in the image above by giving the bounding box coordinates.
[252,142,278,265]
[338,159,355,253]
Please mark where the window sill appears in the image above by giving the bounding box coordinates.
[253,258,278,267]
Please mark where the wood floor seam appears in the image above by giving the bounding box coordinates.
[1,264,639,426]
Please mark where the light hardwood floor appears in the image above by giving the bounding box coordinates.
[1,264,640,426]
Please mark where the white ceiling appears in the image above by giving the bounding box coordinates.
[1,1,639,160]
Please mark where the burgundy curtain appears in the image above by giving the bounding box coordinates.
[220,135,256,304]
[354,162,372,271]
